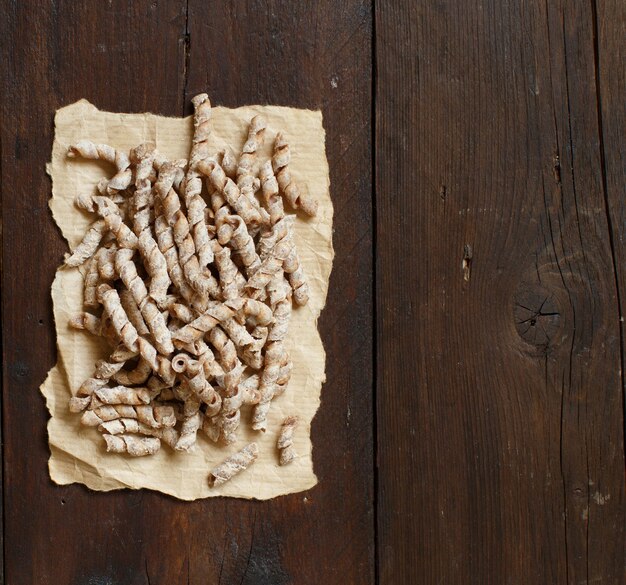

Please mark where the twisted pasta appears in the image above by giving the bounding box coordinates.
[208,442,258,487]
[104,434,161,457]
[277,415,299,465]
[67,140,132,194]
[272,133,318,216]
[185,94,214,268]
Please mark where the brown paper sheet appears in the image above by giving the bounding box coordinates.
[42,100,333,500]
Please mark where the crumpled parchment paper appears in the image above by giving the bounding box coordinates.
[41,99,333,500]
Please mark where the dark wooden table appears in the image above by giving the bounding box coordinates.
[1,1,624,583]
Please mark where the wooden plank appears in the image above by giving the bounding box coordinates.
[176,2,374,582]
[594,1,626,576]
[0,2,187,583]
[0,1,373,583]
[376,1,625,582]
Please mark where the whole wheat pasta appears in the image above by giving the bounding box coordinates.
[251,341,284,431]
[238,298,274,326]
[140,425,180,449]
[97,284,139,351]
[171,301,236,344]
[208,442,258,487]
[67,140,133,194]
[114,248,173,355]
[129,144,156,233]
[204,156,227,215]
[135,337,159,372]
[197,159,263,227]
[138,231,171,305]
[208,327,239,378]
[237,115,266,184]
[81,404,135,426]
[104,434,161,457]
[212,241,246,299]
[155,163,218,297]
[64,92,319,471]
[259,159,284,225]
[97,244,118,281]
[185,94,214,268]
[86,403,174,428]
[187,371,221,411]
[276,357,293,386]
[283,241,310,306]
[277,415,299,466]
[64,219,106,267]
[168,302,196,324]
[245,237,293,299]
[220,318,256,361]
[272,132,318,217]
[69,311,123,349]
[273,355,294,400]
[202,417,221,443]
[94,358,127,380]
[257,215,294,260]
[92,196,139,249]
[241,325,268,371]
[113,358,152,386]
[94,385,152,406]
[68,312,102,335]
[83,252,103,308]
[218,214,261,276]
[219,410,241,445]
[127,146,172,305]
[119,289,150,336]
[68,396,92,413]
[199,343,226,382]
[175,411,203,451]
[74,192,96,213]
[147,404,177,428]
[221,147,238,179]
[153,212,197,306]
[239,374,261,405]
[75,377,108,402]
[268,276,292,342]
[237,116,269,221]
[99,418,141,435]
[208,329,244,427]
[214,206,234,243]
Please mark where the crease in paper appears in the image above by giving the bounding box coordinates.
[42,99,333,500]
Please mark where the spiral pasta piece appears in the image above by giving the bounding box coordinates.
[103,434,160,457]
[208,442,258,487]
[197,159,263,228]
[277,415,299,465]
[260,159,284,225]
[114,248,173,355]
[272,132,318,216]
[155,163,218,297]
[68,140,132,194]
[185,94,214,268]
[64,220,107,267]
[251,341,285,431]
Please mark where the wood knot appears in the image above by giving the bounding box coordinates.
[514,284,561,350]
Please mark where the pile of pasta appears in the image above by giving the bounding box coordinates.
[64,94,313,486]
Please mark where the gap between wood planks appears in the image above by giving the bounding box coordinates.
[372,1,379,583]
[182,0,191,115]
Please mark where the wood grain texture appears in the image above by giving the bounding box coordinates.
[0,1,373,584]
[3,0,624,582]
[376,1,625,583]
